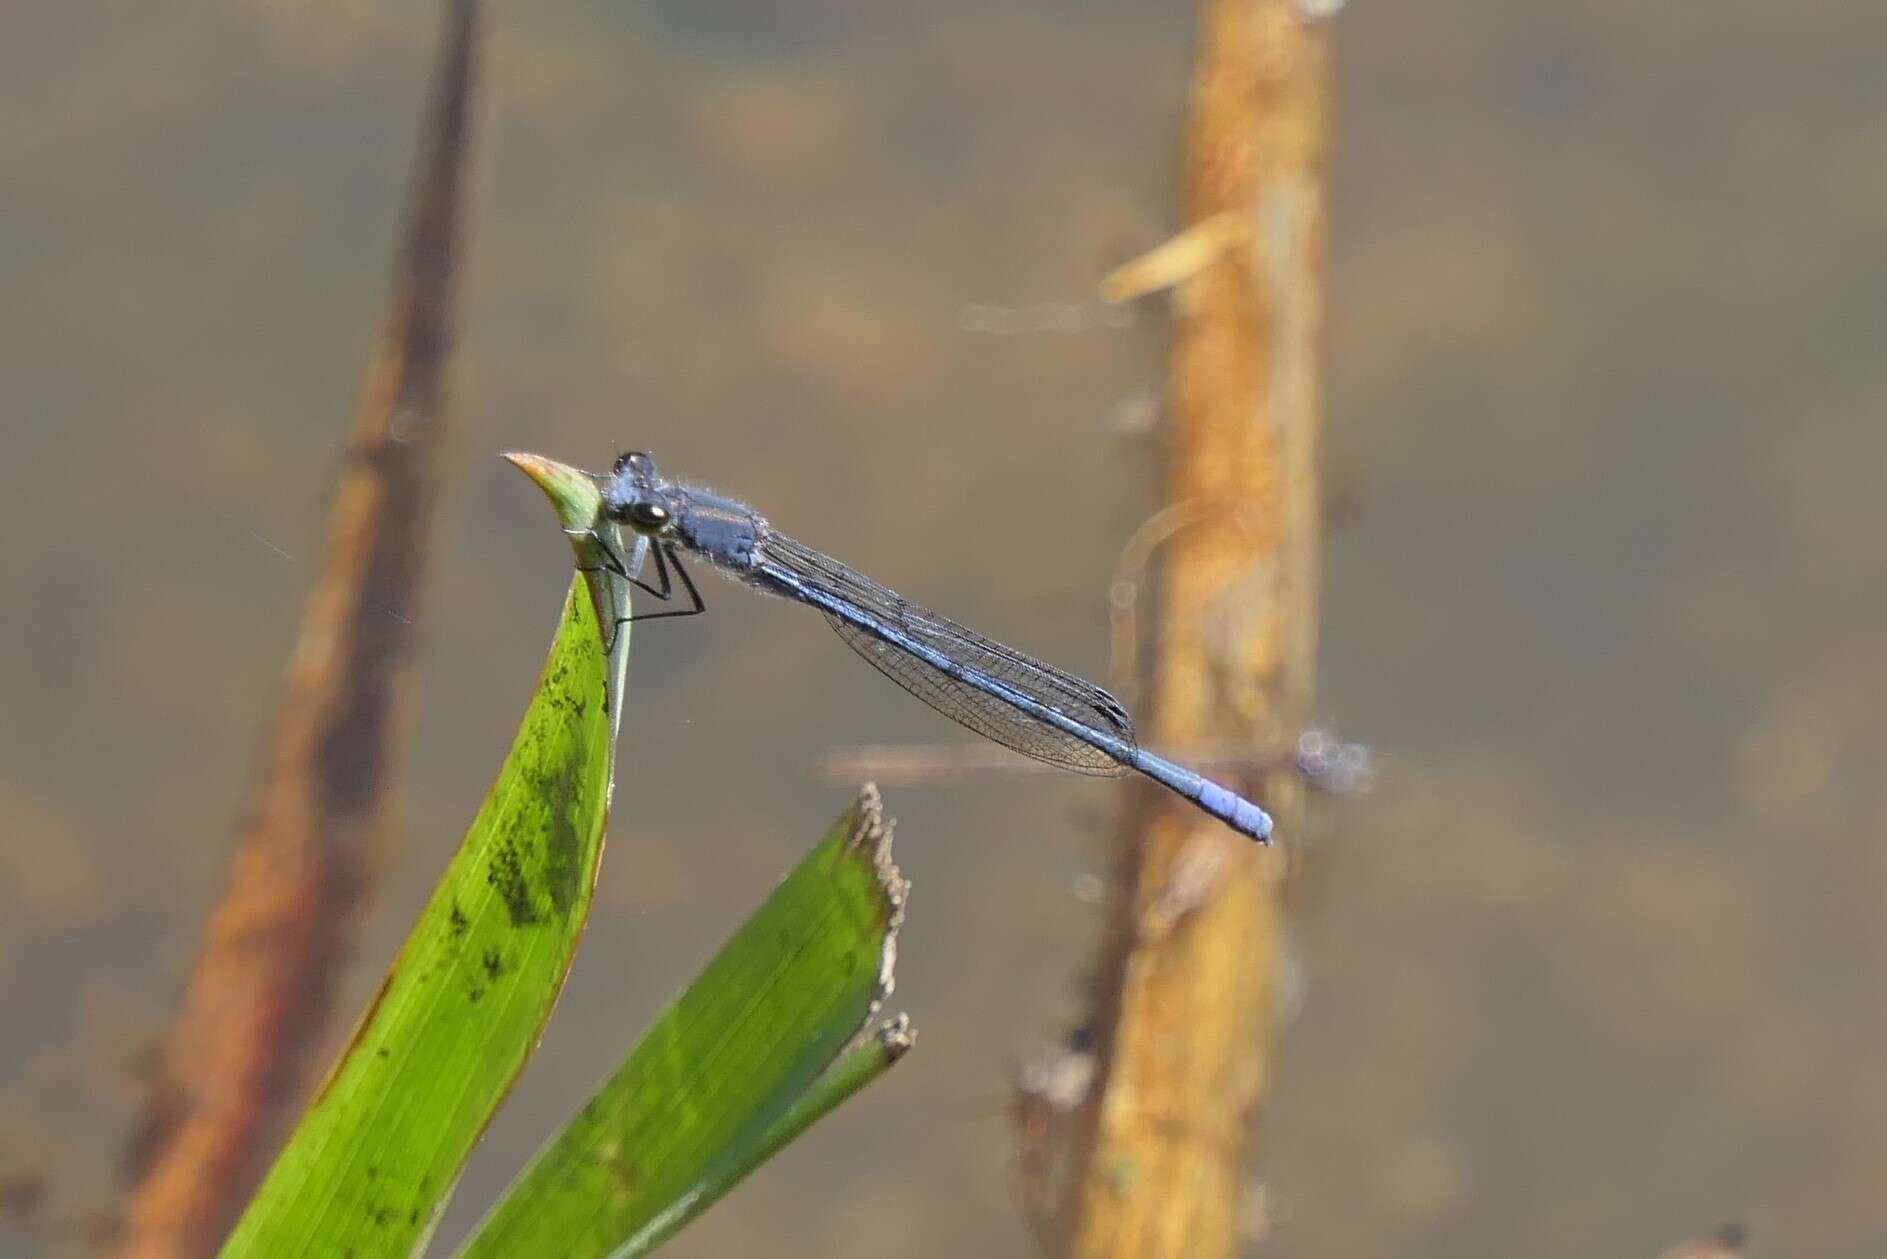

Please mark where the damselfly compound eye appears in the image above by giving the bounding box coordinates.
[626,501,671,530]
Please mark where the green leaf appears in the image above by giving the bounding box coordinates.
[609,1012,916,1259]
[218,455,632,1259]
[454,788,910,1259]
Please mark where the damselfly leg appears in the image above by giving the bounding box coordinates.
[620,543,706,625]
[569,528,706,651]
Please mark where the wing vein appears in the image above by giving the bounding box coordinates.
[758,533,1134,775]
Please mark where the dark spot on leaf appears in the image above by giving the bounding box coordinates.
[482,948,505,980]
[487,839,540,927]
[541,741,588,918]
[597,1142,640,1194]
[448,901,469,936]
[468,985,485,1004]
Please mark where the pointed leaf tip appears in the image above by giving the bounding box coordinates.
[503,450,603,533]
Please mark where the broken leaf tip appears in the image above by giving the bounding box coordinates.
[845,783,907,1016]
[877,1013,916,1062]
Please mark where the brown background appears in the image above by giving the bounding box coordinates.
[2,2,1883,1256]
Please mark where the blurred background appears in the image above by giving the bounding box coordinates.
[3,1,1884,1256]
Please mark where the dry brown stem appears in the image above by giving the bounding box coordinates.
[108,5,481,1255]
[1059,3,1332,1256]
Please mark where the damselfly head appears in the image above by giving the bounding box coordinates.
[602,451,679,536]
[612,450,661,486]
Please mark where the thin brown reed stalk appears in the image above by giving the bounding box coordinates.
[109,5,481,1255]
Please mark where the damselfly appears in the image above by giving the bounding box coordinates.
[580,451,1273,842]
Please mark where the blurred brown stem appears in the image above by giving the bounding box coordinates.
[108,4,480,1256]
[1654,1223,1749,1259]
[1058,2,1331,1257]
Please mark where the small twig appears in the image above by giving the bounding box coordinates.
[815,729,1371,795]
[1099,211,1251,303]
